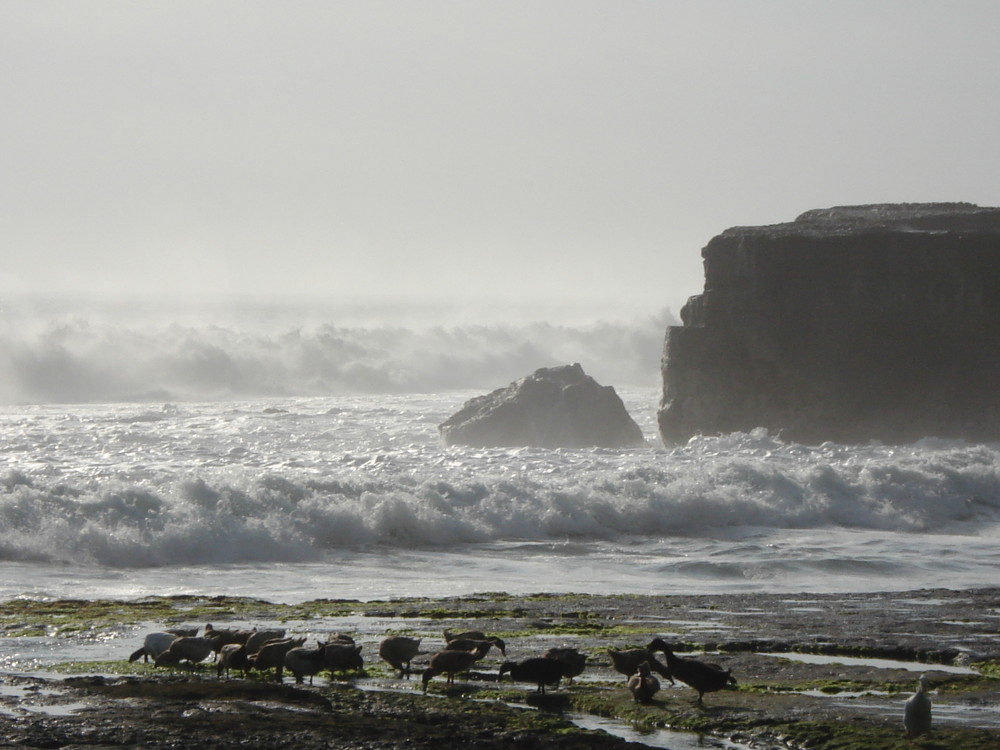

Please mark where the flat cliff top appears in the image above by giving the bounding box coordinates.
[715,202,1000,240]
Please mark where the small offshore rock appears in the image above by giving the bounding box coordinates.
[439,364,644,449]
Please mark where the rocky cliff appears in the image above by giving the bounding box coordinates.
[658,203,1000,445]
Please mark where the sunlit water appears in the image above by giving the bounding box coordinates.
[1,388,999,603]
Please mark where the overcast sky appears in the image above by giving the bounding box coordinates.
[3,1,999,316]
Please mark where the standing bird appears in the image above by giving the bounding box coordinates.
[379,636,423,678]
[498,657,567,694]
[203,624,252,659]
[608,648,673,684]
[244,629,287,656]
[322,642,364,679]
[648,639,736,705]
[444,630,507,657]
[422,649,482,693]
[153,636,217,668]
[904,674,932,743]
[444,636,507,659]
[627,662,660,704]
[247,636,307,682]
[284,643,327,685]
[441,639,497,665]
[217,643,251,679]
[128,632,179,663]
[542,647,587,683]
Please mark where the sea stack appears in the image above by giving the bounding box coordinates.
[659,203,1000,445]
[440,363,644,449]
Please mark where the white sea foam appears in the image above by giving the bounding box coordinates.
[1,389,999,602]
[1,296,999,601]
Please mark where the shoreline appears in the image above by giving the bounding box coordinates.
[1,587,998,749]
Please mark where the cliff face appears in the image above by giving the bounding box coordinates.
[658,203,1000,445]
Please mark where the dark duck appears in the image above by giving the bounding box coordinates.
[498,656,567,694]
[648,638,736,704]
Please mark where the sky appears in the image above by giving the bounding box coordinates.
[3,1,1000,317]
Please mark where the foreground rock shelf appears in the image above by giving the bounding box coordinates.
[1,588,998,749]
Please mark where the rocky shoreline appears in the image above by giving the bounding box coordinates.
[1,588,998,749]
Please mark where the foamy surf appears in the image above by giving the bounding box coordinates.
[1,389,999,601]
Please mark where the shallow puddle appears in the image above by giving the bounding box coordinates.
[759,652,978,675]
[797,688,890,698]
[569,713,768,750]
[353,677,765,749]
[0,682,88,717]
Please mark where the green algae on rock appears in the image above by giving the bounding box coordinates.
[2,588,998,750]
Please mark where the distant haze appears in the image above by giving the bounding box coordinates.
[3,1,1000,316]
[0,295,675,403]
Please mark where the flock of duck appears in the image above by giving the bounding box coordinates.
[128,625,736,704]
[127,624,933,741]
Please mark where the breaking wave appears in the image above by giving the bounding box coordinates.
[0,296,674,403]
[1,408,999,568]
[2,297,999,596]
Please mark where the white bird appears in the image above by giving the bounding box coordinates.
[903,674,932,742]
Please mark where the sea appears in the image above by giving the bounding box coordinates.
[2,295,999,604]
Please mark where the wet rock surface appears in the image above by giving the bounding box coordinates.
[0,674,646,750]
[1,587,998,749]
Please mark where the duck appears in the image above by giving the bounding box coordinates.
[243,629,287,656]
[904,674,932,742]
[322,641,364,678]
[607,648,673,684]
[203,624,252,660]
[542,647,587,683]
[498,656,567,694]
[216,643,251,678]
[422,649,482,693]
[153,636,216,668]
[443,628,486,641]
[648,639,736,704]
[247,636,307,682]
[443,637,505,661]
[443,630,507,657]
[379,635,423,678]
[128,631,179,663]
[326,632,356,645]
[627,662,660,704]
[203,624,251,644]
[284,643,327,685]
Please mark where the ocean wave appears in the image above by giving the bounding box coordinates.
[3,429,999,568]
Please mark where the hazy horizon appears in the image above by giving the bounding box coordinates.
[4,1,1000,316]
[0,290,677,404]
